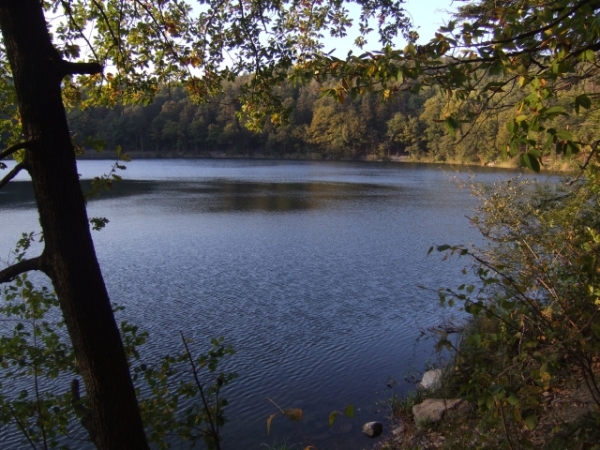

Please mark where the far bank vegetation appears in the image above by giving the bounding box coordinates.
[64,75,599,169]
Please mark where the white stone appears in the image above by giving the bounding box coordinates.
[392,423,405,436]
[412,398,462,427]
[362,421,383,437]
[418,368,442,390]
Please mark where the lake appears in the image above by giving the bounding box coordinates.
[0,159,553,449]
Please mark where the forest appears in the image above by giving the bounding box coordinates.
[67,73,598,168]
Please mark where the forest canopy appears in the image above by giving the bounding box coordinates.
[57,0,600,170]
[66,72,597,168]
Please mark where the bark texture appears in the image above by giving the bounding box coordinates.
[0,1,149,448]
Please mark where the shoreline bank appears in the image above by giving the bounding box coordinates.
[79,150,577,174]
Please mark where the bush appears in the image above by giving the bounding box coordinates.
[435,171,600,441]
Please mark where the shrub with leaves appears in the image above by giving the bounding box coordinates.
[0,236,236,449]
[435,171,600,441]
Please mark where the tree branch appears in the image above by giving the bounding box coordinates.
[0,141,30,160]
[60,0,103,65]
[91,0,126,67]
[61,61,103,76]
[8,404,38,450]
[478,0,596,47]
[180,331,221,450]
[0,162,25,190]
[568,140,600,185]
[0,256,44,283]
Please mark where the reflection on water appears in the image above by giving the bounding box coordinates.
[168,181,400,213]
[0,182,36,208]
[2,179,399,214]
[0,160,555,449]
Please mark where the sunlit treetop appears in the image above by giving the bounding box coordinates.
[306,0,600,171]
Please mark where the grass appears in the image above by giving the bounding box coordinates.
[260,438,302,450]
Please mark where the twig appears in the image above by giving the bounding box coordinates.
[496,399,515,450]
[578,355,600,408]
[479,0,595,48]
[267,397,285,415]
[60,0,103,65]
[179,331,221,450]
[32,319,49,450]
[569,140,600,185]
[9,404,38,450]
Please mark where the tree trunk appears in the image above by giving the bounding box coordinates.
[0,1,149,448]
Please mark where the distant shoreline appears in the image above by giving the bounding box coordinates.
[79,149,576,173]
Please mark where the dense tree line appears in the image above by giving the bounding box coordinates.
[67,78,425,160]
[68,72,600,166]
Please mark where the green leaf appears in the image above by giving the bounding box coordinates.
[506,120,516,134]
[344,404,354,418]
[328,411,338,427]
[404,43,416,56]
[444,117,459,137]
[520,152,540,172]
[584,49,596,62]
[567,141,580,155]
[575,94,592,111]
[544,106,565,115]
[524,414,538,430]
[555,129,573,141]
[489,61,503,76]
[507,393,520,406]
[543,132,554,150]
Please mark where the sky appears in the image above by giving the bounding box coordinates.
[323,0,456,57]
[404,0,456,43]
[46,0,457,76]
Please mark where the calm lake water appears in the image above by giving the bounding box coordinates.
[0,159,556,449]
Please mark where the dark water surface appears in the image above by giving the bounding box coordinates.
[0,159,555,449]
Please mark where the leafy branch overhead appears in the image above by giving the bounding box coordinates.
[303,0,600,171]
[42,0,414,130]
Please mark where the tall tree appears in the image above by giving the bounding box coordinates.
[0,2,147,448]
[0,0,413,447]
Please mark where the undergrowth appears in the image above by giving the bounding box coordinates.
[385,172,600,449]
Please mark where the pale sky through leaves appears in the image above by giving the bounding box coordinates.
[323,0,455,57]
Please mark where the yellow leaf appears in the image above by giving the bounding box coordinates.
[266,413,277,435]
[283,408,303,421]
